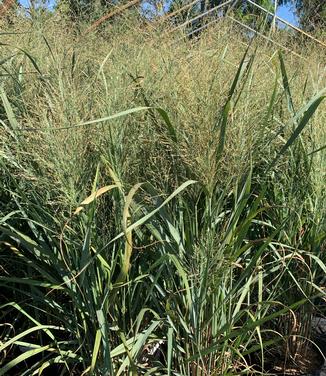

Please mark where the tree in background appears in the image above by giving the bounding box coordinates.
[25,0,325,32]
[0,0,18,16]
[281,0,325,31]
[232,0,326,31]
[174,0,275,32]
[56,0,128,21]
[0,0,19,24]
[171,0,326,31]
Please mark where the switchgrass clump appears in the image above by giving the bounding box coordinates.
[0,11,325,376]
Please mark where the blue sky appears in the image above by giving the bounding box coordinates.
[19,0,55,9]
[18,0,298,25]
[277,3,297,25]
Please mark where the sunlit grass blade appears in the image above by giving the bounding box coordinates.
[268,95,325,171]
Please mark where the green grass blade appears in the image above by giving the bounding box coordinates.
[278,51,296,116]
[90,329,102,373]
[268,95,325,171]
[0,85,19,131]
[0,345,51,376]
[167,326,173,375]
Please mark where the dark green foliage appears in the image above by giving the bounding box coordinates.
[56,0,127,21]
[170,0,326,31]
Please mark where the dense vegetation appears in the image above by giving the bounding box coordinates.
[0,7,325,376]
[53,0,326,32]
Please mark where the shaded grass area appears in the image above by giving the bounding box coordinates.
[0,11,326,375]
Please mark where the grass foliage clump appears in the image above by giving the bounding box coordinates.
[0,10,326,375]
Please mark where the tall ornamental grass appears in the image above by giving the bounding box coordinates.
[0,11,325,375]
